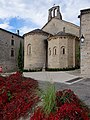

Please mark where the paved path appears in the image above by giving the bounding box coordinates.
[23,70,90,108]
[38,78,90,108]
[23,70,82,84]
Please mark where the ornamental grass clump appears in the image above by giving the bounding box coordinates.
[36,82,56,116]
[30,83,56,120]
[42,83,56,116]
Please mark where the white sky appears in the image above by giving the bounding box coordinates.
[0,0,90,35]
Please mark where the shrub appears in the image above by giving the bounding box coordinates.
[0,72,39,120]
[56,89,80,107]
[46,66,80,71]
[55,103,89,120]
[31,88,90,120]
[18,41,23,72]
[23,69,42,72]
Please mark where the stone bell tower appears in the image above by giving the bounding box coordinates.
[48,6,62,21]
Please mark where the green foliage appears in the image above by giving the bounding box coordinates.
[38,83,56,116]
[18,41,23,71]
[76,46,80,62]
[23,66,80,72]
[23,69,42,72]
[76,45,80,67]
[88,113,90,117]
[7,91,12,102]
[59,91,71,104]
[46,66,80,71]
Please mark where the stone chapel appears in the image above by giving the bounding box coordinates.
[24,5,80,70]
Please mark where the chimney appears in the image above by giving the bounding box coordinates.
[17,30,19,35]
[63,27,65,33]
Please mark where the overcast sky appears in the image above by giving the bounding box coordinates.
[0,0,90,35]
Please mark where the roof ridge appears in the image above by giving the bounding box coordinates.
[24,28,52,36]
[54,31,78,37]
[0,28,23,38]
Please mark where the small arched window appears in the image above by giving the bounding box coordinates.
[49,48,51,56]
[11,39,14,46]
[27,44,31,55]
[63,48,65,54]
[11,48,14,57]
[53,46,57,55]
[61,46,65,54]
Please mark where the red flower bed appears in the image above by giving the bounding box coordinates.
[0,72,39,120]
[31,89,90,120]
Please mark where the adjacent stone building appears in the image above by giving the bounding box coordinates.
[24,5,80,70]
[79,8,90,76]
[0,28,23,72]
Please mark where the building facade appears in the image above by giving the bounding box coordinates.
[0,28,23,72]
[24,6,80,70]
[79,8,90,76]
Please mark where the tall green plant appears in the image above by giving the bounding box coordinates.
[38,83,56,116]
[18,41,23,71]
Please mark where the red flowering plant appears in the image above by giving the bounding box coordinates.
[0,72,39,120]
[54,102,89,120]
[56,89,81,107]
[30,84,90,120]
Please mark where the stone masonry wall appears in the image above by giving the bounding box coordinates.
[48,36,77,69]
[48,37,60,68]
[80,12,90,76]
[42,18,79,37]
[0,29,23,72]
[24,34,47,70]
[48,36,68,68]
[68,37,75,68]
[59,37,68,68]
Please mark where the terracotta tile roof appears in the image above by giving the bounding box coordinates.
[55,31,77,37]
[24,29,52,36]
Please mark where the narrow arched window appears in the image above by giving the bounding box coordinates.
[11,39,14,46]
[61,46,65,54]
[53,46,57,55]
[11,48,14,57]
[27,44,31,55]
[63,48,65,54]
[49,48,51,56]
